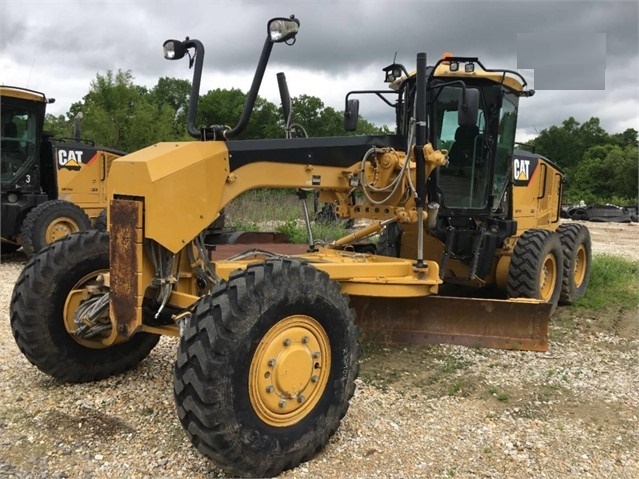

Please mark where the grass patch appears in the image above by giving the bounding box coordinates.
[573,255,639,310]
[276,219,349,244]
[486,384,510,402]
[224,189,302,225]
[223,189,351,244]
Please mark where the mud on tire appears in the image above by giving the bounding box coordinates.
[10,230,160,383]
[174,259,360,477]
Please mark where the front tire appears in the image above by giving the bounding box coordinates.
[557,223,591,305]
[21,200,92,257]
[507,229,563,312]
[174,259,359,477]
[10,230,160,383]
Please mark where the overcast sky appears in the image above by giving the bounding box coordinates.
[1,0,637,141]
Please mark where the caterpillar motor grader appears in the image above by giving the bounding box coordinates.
[10,15,591,478]
[1,86,125,256]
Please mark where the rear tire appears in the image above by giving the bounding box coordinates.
[376,223,403,257]
[21,200,92,257]
[557,223,591,305]
[10,230,160,383]
[174,259,359,477]
[94,208,107,231]
[507,229,563,312]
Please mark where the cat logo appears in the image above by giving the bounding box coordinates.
[58,149,84,171]
[513,158,530,181]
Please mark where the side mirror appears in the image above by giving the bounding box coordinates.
[344,99,360,131]
[458,88,479,127]
[268,16,300,43]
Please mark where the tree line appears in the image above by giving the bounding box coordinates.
[530,117,638,203]
[45,70,638,203]
[44,69,388,152]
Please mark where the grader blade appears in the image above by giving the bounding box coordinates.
[350,295,552,352]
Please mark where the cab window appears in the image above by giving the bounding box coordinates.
[434,86,487,209]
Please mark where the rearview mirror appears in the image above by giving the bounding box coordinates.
[458,88,479,127]
[268,17,300,43]
[344,99,360,131]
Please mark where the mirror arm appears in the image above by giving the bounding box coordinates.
[224,37,275,139]
[183,39,205,139]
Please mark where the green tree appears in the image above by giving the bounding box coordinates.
[610,128,638,149]
[532,117,610,172]
[150,77,192,139]
[531,116,637,202]
[196,88,283,139]
[43,113,72,137]
[74,70,174,151]
[569,144,638,202]
[289,94,388,137]
[197,88,246,134]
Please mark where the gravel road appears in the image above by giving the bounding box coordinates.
[0,220,637,478]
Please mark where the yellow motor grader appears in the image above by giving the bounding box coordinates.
[10,16,591,478]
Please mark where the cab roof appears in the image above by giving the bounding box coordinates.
[0,86,48,103]
[390,62,526,93]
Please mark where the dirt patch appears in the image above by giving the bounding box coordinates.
[567,219,639,261]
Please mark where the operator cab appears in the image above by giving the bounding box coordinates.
[389,56,531,221]
[371,55,536,280]
[0,87,48,191]
[429,78,519,216]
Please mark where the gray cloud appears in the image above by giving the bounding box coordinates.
[1,0,636,138]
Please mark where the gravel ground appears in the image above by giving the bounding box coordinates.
[0,221,637,478]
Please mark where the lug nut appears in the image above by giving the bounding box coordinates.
[297,395,305,404]
[278,400,287,408]
[267,359,276,367]
[301,336,309,344]
[312,352,321,359]
[311,375,319,383]
[265,385,274,393]
[283,338,291,347]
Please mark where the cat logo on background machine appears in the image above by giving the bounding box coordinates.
[0,85,125,256]
[57,149,87,171]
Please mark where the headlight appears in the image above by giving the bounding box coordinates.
[268,17,300,43]
[163,40,186,60]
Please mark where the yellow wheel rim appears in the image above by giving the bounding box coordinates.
[573,245,587,288]
[249,315,331,427]
[45,217,81,244]
[539,253,557,301]
[63,269,112,349]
